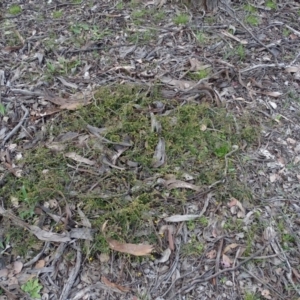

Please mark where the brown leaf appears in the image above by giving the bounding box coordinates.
[223,243,240,254]
[107,239,153,256]
[34,260,45,269]
[222,254,232,268]
[206,250,217,259]
[43,90,92,110]
[101,276,130,292]
[227,197,245,217]
[12,261,23,274]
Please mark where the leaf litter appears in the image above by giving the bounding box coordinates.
[1,0,300,299]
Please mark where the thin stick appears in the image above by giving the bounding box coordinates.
[1,104,29,147]
[169,240,273,299]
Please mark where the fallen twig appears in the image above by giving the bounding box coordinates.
[169,240,274,299]
[59,244,82,300]
[1,104,29,147]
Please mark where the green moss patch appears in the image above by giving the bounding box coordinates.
[1,84,260,257]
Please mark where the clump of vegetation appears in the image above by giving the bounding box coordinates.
[1,85,260,256]
[21,278,42,299]
[173,14,190,25]
[8,4,22,15]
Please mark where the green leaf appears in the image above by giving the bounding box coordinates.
[0,103,5,116]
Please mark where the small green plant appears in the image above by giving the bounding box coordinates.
[116,1,124,9]
[266,0,277,9]
[131,10,147,25]
[195,31,207,44]
[205,16,215,25]
[244,291,260,300]
[19,185,35,219]
[46,61,57,75]
[154,11,165,22]
[237,44,246,60]
[283,27,290,37]
[90,26,112,40]
[181,236,204,256]
[189,68,210,81]
[70,23,90,35]
[52,10,63,19]
[214,143,230,158]
[21,278,42,299]
[129,0,140,9]
[0,103,6,116]
[245,15,259,26]
[244,4,256,13]
[187,220,196,231]
[173,14,189,25]
[199,216,209,226]
[220,276,227,284]
[8,4,22,15]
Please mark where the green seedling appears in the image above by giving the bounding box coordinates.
[245,15,259,26]
[237,44,246,60]
[21,278,42,299]
[154,11,165,22]
[52,10,63,19]
[283,27,290,37]
[266,0,277,9]
[131,9,147,25]
[70,23,89,35]
[0,103,6,116]
[19,185,35,219]
[195,31,207,44]
[173,14,189,25]
[244,4,256,13]
[189,68,210,81]
[205,16,216,25]
[181,235,204,256]
[8,4,22,15]
[244,292,260,300]
[116,2,124,9]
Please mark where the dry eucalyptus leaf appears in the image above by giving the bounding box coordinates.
[260,91,282,98]
[46,142,66,152]
[101,276,130,293]
[227,197,245,218]
[77,207,92,228]
[43,90,92,110]
[152,138,166,168]
[159,76,197,90]
[156,248,171,263]
[206,250,217,259]
[29,225,71,242]
[164,214,200,222]
[165,179,201,191]
[65,152,96,166]
[223,243,240,254]
[70,228,93,240]
[107,239,153,256]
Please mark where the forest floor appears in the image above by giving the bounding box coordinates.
[1,0,300,299]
